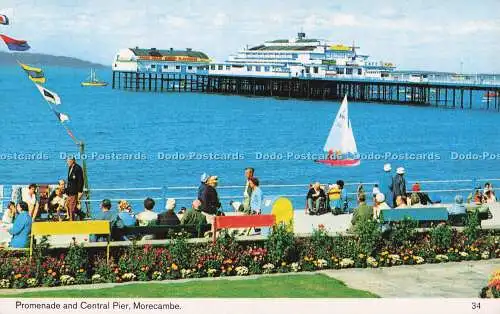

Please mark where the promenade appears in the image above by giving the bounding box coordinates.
[322,259,500,297]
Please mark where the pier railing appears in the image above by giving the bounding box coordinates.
[1,178,498,213]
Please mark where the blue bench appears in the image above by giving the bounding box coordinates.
[380,207,449,225]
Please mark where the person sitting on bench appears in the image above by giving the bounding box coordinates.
[449,195,466,215]
[92,199,119,242]
[137,198,158,227]
[373,193,390,220]
[350,193,372,231]
[157,198,180,226]
[307,182,325,215]
[181,200,207,226]
[409,193,424,208]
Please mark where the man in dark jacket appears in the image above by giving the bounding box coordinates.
[66,157,84,220]
[157,198,180,225]
[198,173,209,201]
[201,176,221,215]
[392,167,407,208]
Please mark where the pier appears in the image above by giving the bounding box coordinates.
[112,71,500,111]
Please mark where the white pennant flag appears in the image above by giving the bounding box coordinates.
[35,83,61,105]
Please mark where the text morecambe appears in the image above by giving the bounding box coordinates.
[134,302,181,310]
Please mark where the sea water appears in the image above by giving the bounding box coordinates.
[0,66,499,212]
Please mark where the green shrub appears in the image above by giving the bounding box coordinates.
[354,219,382,256]
[168,234,192,269]
[430,223,453,251]
[266,223,296,264]
[331,236,360,259]
[310,225,331,259]
[389,217,418,248]
[464,211,480,245]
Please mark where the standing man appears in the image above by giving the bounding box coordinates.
[380,163,393,208]
[66,157,84,221]
[392,167,407,208]
[243,167,255,212]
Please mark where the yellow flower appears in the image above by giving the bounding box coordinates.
[171,263,178,271]
[281,262,286,266]
[455,249,458,253]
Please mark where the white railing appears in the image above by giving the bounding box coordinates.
[2,178,499,211]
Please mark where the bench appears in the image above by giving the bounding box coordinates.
[111,224,212,240]
[380,207,449,226]
[30,220,111,261]
[212,214,276,242]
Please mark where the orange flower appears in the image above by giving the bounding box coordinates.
[171,263,178,271]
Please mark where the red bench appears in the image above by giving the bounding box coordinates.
[212,214,276,242]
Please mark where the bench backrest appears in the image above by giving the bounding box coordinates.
[111,224,212,239]
[32,220,111,236]
[212,214,276,242]
[380,207,448,222]
[30,220,112,262]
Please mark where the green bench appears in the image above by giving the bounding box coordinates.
[380,207,449,226]
[111,224,212,240]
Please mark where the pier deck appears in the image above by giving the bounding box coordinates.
[112,71,500,111]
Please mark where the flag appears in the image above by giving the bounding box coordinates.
[19,62,46,84]
[35,83,61,105]
[0,34,30,51]
[51,108,69,123]
[0,15,8,25]
[57,112,70,123]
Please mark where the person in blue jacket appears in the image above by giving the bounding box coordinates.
[9,201,32,248]
[379,163,394,208]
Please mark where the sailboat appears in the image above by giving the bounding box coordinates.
[315,95,360,167]
[81,68,107,87]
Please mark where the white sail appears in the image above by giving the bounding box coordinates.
[323,95,358,156]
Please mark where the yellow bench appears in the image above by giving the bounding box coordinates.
[30,220,111,261]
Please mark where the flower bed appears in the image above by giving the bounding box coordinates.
[0,223,498,290]
[480,270,500,298]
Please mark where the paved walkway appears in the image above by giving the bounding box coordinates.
[322,259,500,297]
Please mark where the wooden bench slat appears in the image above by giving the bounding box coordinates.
[380,208,448,222]
[32,220,111,235]
[215,214,275,229]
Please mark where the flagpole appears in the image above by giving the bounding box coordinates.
[79,141,91,218]
[28,80,92,218]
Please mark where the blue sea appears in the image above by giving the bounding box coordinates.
[1,66,499,212]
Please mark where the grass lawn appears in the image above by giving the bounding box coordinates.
[0,274,378,298]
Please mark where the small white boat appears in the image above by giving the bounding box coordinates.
[315,95,360,167]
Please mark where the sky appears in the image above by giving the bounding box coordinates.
[1,0,499,73]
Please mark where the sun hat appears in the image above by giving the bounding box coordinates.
[375,193,385,203]
[383,163,392,172]
[454,195,464,204]
[165,198,176,210]
[396,167,405,175]
[200,173,209,183]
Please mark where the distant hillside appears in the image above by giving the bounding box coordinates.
[0,51,107,68]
